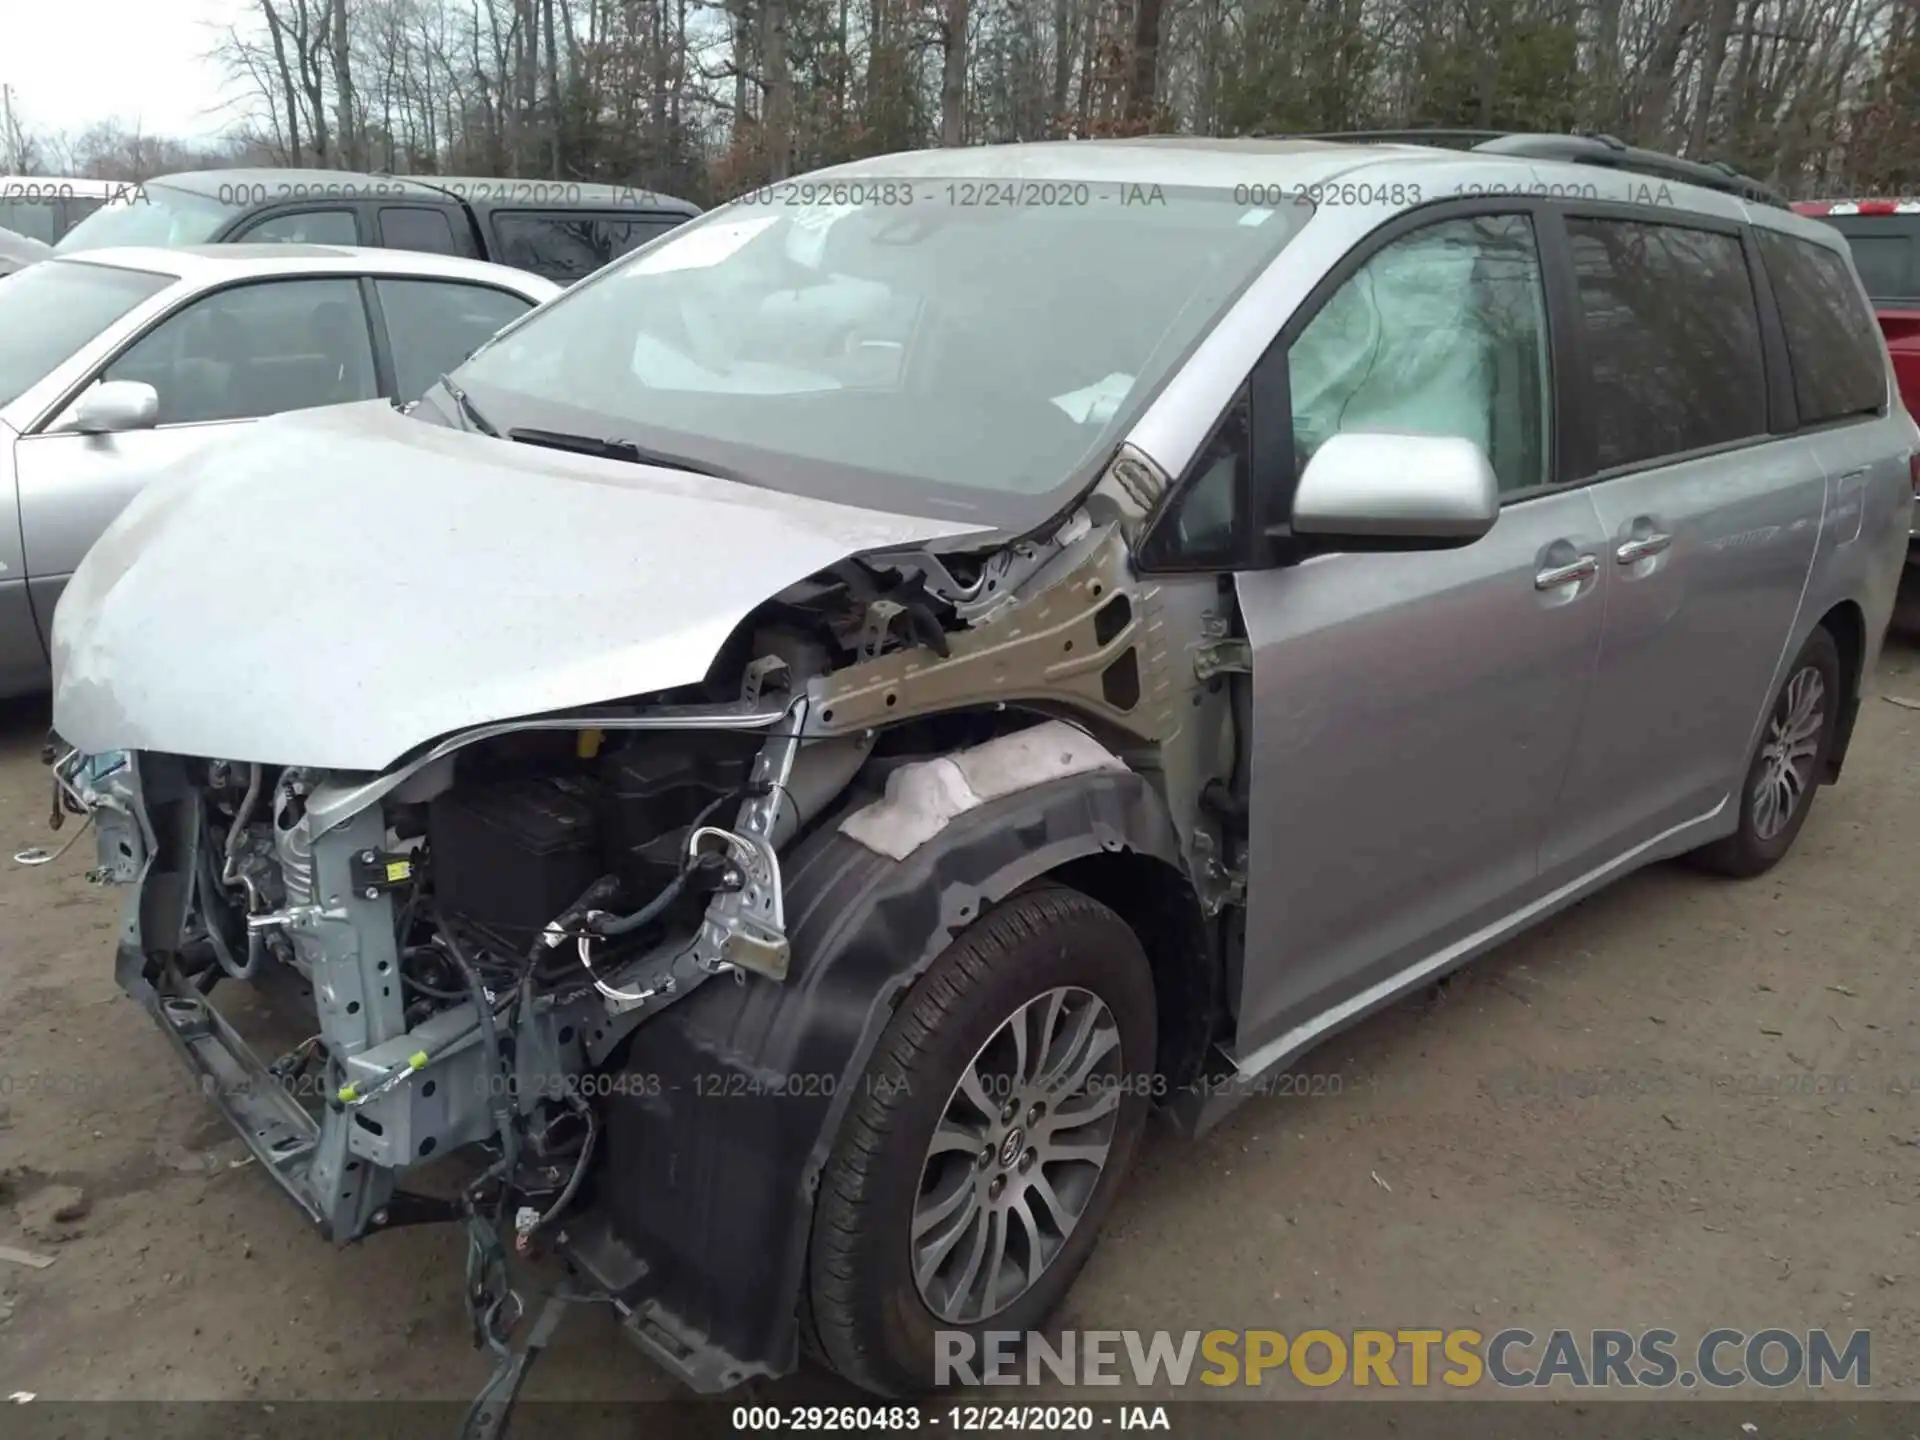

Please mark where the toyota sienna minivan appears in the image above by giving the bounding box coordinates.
[42,131,1916,1421]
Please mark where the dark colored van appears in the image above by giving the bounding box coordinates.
[52,169,701,285]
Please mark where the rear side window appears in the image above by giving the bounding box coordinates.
[1566,218,1768,471]
[380,206,462,257]
[1758,230,1891,426]
[374,279,533,403]
[490,211,685,283]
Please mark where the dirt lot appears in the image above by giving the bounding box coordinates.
[1,614,1917,1415]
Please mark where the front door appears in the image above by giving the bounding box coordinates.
[1230,210,1606,1061]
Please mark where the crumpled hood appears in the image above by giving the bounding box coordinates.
[52,401,985,770]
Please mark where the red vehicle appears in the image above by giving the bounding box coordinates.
[1797,200,1920,558]
[1793,200,1920,415]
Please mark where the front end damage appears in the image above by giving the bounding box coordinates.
[50,449,1241,1402]
[72,692,824,1247]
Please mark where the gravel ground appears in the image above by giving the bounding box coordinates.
[1,609,1916,1417]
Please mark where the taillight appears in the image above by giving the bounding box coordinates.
[1860,200,1902,215]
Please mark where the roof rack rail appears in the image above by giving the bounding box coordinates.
[1472,133,1788,209]
[1266,129,1505,150]
[1253,128,1788,209]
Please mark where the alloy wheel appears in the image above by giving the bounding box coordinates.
[911,985,1124,1324]
[1752,665,1826,842]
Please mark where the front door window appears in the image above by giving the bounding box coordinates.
[101,278,377,425]
[1289,213,1551,495]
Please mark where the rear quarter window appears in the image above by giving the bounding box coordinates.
[1756,230,1889,426]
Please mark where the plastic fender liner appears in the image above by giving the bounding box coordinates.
[566,767,1184,1390]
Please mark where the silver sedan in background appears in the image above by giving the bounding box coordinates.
[0,244,559,694]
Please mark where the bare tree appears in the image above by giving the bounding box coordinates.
[939,0,973,145]
[174,0,1914,201]
[0,84,43,172]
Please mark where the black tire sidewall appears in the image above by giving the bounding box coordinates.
[808,886,1158,1394]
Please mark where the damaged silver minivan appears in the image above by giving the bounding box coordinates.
[44,134,1915,1410]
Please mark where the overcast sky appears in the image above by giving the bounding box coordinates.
[4,0,253,143]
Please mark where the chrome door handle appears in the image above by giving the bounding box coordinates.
[1615,532,1673,564]
[1535,555,1598,590]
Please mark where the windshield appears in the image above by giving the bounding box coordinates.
[0,259,173,408]
[453,181,1309,518]
[54,183,229,253]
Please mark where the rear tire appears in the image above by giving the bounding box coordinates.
[1691,625,1841,878]
[806,884,1156,1396]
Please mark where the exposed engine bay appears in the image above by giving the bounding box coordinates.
[48,458,1240,1422]
[180,714,810,1204]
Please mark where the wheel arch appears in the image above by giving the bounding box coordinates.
[1815,597,1867,781]
[562,765,1198,1390]
[1038,850,1223,1093]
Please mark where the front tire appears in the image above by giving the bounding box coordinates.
[1692,625,1841,878]
[806,884,1157,1396]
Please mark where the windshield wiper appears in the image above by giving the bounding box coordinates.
[436,373,498,437]
[507,426,726,478]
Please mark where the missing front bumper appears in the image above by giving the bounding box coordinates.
[89,752,582,1243]
[150,977,472,1234]
[147,976,342,1229]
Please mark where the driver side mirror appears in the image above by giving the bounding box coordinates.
[1289,432,1499,551]
[72,380,160,436]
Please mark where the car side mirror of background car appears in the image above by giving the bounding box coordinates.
[72,380,160,436]
[1288,432,1500,552]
